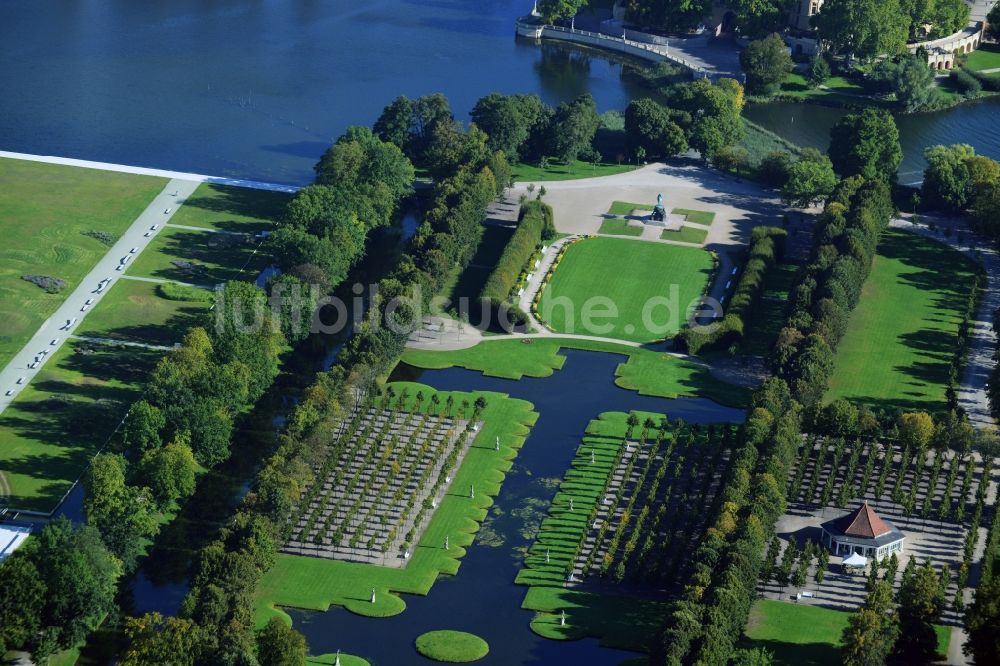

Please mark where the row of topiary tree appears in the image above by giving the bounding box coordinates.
[121,92,507,664]
[677,226,787,354]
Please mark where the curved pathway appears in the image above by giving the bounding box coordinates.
[891,216,998,429]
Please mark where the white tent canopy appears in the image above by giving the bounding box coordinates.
[842,552,868,567]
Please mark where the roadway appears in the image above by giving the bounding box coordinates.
[0,178,201,414]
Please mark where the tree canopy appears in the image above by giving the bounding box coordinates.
[828,109,902,181]
[814,0,909,60]
[740,33,793,95]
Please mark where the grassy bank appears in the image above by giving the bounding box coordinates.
[400,337,749,407]
[512,160,634,182]
[0,158,166,368]
[0,341,161,511]
[517,411,676,652]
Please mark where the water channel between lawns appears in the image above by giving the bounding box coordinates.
[283,348,744,665]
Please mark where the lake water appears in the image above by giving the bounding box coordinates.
[0,0,641,185]
[283,349,743,665]
[744,98,1000,185]
[2,1,996,185]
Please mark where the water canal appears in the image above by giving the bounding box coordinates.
[279,348,743,665]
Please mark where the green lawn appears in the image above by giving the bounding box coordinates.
[125,226,270,286]
[743,600,950,666]
[598,218,644,236]
[415,630,489,662]
[777,73,866,101]
[0,340,162,511]
[538,237,713,343]
[607,201,654,216]
[966,44,1000,72]
[255,386,538,626]
[671,209,715,226]
[741,262,801,356]
[166,183,290,232]
[826,229,979,411]
[659,226,708,244]
[512,160,634,182]
[0,158,166,368]
[517,411,674,652]
[400,337,749,407]
[307,654,371,666]
[74,279,210,347]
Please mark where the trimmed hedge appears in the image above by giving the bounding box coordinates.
[677,226,787,354]
[478,200,553,332]
[480,200,553,303]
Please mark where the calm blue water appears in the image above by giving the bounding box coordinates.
[1,1,994,184]
[283,349,743,665]
[744,98,1000,184]
[0,0,641,185]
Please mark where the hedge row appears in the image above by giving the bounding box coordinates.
[656,178,894,664]
[772,177,894,410]
[676,226,786,355]
[480,200,554,304]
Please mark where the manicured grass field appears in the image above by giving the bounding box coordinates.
[966,44,1000,72]
[400,337,748,407]
[517,411,674,652]
[307,654,371,666]
[254,386,538,627]
[741,262,801,356]
[659,226,708,244]
[743,599,950,666]
[167,183,289,232]
[125,226,271,286]
[0,158,166,368]
[598,218,644,236]
[414,630,489,662]
[671,208,715,226]
[777,73,867,101]
[512,160,634,182]
[538,237,714,342]
[74,279,210,347]
[826,229,979,412]
[0,340,161,511]
[607,201,653,216]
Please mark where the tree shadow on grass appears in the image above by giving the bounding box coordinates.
[84,307,208,347]
[179,184,290,232]
[740,638,838,666]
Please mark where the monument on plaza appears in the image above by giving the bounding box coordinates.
[651,193,666,222]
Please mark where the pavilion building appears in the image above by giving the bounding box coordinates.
[820,501,904,562]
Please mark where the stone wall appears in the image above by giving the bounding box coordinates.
[909,22,985,70]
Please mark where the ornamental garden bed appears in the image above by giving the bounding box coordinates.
[283,394,483,566]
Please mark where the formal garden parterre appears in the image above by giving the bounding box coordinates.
[255,384,538,625]
[516,411,739,652]
[283,390,483,565]
[537,236,714,343]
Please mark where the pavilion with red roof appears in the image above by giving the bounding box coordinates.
[820,501,904,561]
